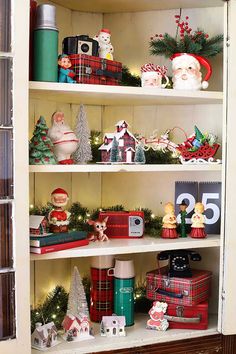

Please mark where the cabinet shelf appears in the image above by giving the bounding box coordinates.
[30,235,220,261]
[31,314,218,354]
[29,82,223,106]
[50,0,223,13]
[29,164,222,173]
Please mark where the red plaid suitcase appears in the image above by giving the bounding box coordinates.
[146,267,212,306]
[69,54,122,85]
[165,301,209,330]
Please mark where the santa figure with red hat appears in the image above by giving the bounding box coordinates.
[48,111,78,164]
[48,188,71,233]
[94,28,114,60]
[171,53,212,90]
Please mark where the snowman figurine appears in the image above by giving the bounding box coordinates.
[48,111,78,164]
[94,28,114,60]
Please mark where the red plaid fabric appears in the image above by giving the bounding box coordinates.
[90,301,113,322]
[146,267,212,306]
[69,54,122,85]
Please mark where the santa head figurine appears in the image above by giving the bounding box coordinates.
[141,63,169,88]
[47,111,79,164]
[171,53,212,90]
[48,188,71,233]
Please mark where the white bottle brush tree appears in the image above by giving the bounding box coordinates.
[67,266,89,319]
[73,105,92,164]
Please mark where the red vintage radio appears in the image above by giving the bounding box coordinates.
[98,211,144,238]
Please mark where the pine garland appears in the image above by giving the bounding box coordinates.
[150,15,223,58]
[121,65,141,87]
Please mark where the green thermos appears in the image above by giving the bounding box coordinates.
[108,259,135,326]
[33,4,58,82]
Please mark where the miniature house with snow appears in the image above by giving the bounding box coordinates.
[99,120,138,163]
[62,314,93,342]
[29,215,48,236]
[31,322,58,350]
[100,315,126,337]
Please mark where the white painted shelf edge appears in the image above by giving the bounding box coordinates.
[29,164,222,173]
[29,82,223,106]
[30,234,220,261]
[31,314,218,354]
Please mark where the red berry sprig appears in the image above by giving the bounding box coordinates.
[175,15,192,38]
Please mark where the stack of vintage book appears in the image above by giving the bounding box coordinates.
[29,216,88,254]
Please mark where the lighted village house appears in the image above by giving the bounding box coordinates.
[29,215,48,235]
[100,315,126,337]
[99,120,138,163]
[31,322,58,349]
[62,314,91,341]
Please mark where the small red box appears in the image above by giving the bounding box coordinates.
[166,302,209,330]
[69,54,122,85]
[146,267,212,306]
[99,211,144,238]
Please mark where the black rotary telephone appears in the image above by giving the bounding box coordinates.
[157,249,202,278]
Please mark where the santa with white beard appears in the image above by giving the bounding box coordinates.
[171,53,212,90]
[48,111,78,164]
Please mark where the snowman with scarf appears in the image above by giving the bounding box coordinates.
[94,28,114,60]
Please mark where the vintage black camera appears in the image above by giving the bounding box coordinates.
[157,249,201,278]
[63,35,99,56]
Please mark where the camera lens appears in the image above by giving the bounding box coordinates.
[135,219,141,225]
[81,43,89,53]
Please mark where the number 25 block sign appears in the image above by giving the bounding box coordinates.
[175,182,221,234]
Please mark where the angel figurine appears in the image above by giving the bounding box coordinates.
[189,202,207,238]
[161,202,178,239]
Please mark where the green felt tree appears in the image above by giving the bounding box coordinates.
[29,116,57,165]
[134,144,146,164]
[110,136,120,162]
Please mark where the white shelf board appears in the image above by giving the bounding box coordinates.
[50,0,223,13]
[29,82,223,106]
[29,164,222,173]
[30,234,220,261]
[31,314,218,354]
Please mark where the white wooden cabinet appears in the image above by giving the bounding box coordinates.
[2,1,236,354]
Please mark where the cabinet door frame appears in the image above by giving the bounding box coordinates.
[0,0,30,353]
[221,0,236,336]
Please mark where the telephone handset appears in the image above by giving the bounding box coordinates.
[157,249,202,278]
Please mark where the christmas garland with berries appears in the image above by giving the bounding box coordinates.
[150,14,223,58]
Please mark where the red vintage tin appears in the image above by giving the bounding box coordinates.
[165,301,209,330]
[69,54,122,85]
[146,267,212,306]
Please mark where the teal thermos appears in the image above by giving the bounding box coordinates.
[33,4,58,82]
[108,259,135,326]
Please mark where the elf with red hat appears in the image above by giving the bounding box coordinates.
[48,188,71,233]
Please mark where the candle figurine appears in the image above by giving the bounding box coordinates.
[189,202,207,238]
[161,202,178,239]
[178,199,188,237]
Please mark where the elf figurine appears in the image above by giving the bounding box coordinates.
[48,188,71,233]
[58,54,76,83]
[189,202,207,238]
[146,301,169,331]
[161,202,178,239]
[178,199,188,237]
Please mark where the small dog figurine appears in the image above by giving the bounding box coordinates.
[87,217,109,242]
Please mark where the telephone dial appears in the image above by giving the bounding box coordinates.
[157,249,202,278]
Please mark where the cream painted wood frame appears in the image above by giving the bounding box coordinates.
[0,0,31,353]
